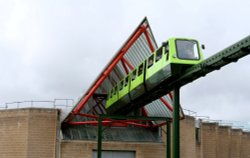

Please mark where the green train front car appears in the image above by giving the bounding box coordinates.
[145,37,203,91]
[168,38,203,65]
[106,37,204,114]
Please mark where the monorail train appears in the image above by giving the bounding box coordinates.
[106,37,204,114]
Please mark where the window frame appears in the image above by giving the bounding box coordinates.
[131,69,137,81]
[119,80,124,91]
[155,47,163,62]
[175,39,200,60]
[147,54,154,68]
[138,63,144,76]
[124,76,129,87]
[113,86,117,95]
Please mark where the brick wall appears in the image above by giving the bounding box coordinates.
[241,132,250,158]
[200,122,218,158]
[180,116,196,158]
[217,126,231,158]
[60,116,197,158]
[60,117,250,158]
[196,143,201,158]
[1,109,250,158]
[0,108,59,158]
[60,141,166,158]
[0,109,29,158]
[230,129,242,158]
[27,109,59,158]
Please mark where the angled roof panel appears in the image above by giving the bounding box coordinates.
[63,17,182,126]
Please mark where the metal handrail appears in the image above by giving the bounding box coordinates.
[183,108,197,117]
[2,99,74,110]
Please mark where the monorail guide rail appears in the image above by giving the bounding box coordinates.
[115,35,250,114]
[174,35,250,88]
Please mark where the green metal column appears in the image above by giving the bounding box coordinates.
[167,121,171,158]
[172,86,180,158]
[97,116,102,158]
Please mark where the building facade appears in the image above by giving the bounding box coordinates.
[0,108,250,158]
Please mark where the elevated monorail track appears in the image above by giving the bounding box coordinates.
[111,35,250,114]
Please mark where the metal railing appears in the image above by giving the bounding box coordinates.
[1,99,75,122]
[2,99,74,110]
[183,108,197,117]
[182,108,250,132]
[195,117,250,132]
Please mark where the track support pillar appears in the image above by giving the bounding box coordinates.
[167,121,171,158]
[172,86,180,158]
[97,116,102,158]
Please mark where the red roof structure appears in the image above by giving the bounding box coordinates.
[63,17,184,128]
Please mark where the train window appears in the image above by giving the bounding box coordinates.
[148,55,154,68]
[110,89,113,98]
[138,63,143,76]
[119,80,124,91]
[124,76,129,87]
[156,48,162,62]
[165,43,169,61]
[176,40,200,60]
[166,52,169,61]
[132,69,137,81]
[114,86,117,95]
[165,43,169,54]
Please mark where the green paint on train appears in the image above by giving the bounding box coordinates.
[106,37,204,113]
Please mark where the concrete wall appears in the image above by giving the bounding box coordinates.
[0,108,59,158]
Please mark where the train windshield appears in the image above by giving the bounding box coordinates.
[176,40,200,60]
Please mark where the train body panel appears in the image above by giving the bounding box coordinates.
[129,62,146,100]
[145,64,172,91]
[117,76,131,109]
[105,37,204,114]
[106,86,119,109]
[118,76,130,100]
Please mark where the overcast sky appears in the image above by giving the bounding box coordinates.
[0,0,250,121]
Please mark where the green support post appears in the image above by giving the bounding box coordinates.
[167,121,171,158]
[97,116,102,158]
[96,115,171,158]
[172,86,180,158]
